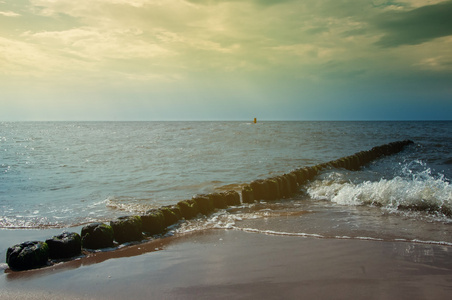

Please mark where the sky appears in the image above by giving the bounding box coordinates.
[1,0,451,121]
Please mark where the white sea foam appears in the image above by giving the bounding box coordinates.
[232,227,452,246]
[307,163,452,218]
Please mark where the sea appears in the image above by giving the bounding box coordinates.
[1,121,452,261]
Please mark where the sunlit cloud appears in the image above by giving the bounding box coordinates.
[1,0,451,120]
[0,11,20,17]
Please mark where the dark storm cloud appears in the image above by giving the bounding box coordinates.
[375,0,452,47]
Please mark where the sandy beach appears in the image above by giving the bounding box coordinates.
[2,228,452,300]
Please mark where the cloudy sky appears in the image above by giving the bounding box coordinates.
[1,0,451,121]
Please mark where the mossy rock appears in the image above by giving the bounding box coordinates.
[348,155,360,170]
[159,206,181,227]
[45,231,81,259]
[293,169,308,185]
[81,222,114,249]
[170,206,182,220]
[241,185,254,204]
[223,190,241,206]
[142,209,166,235]
[177,200,199,219]
[250,180,269,201]
[193,194,214,215]
[356,151,369,165]
[110,216,143,244]
[343,157,352,170]
[335,158,347,169]
[287,173,299,194]
[306,166,319,179]
[6,241,49,271]
[276,176,290,198]
[209,193,227,209]
[301,167,313,180]
[265,179,280,201]
[314,164,326,171]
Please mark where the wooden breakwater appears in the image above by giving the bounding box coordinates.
[5,140,413,271]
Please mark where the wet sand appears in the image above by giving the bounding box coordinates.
[2,228,452,299]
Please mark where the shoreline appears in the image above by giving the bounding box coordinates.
[2,228,452,299]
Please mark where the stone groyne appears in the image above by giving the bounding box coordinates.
[5,140,414,271]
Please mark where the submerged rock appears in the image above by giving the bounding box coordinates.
[46,232,81,259]
[142,209,166,235]
[6,241,49,271]
[81,222,114,249]
[110,216,143,244]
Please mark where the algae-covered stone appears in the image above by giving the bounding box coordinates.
[209,193,227,209]
[276,176,290,198]
[348,155,360,170]
[250,180,269,201]
[193,194,214,215]
[81,222,114,249]
[46,231,81,259]
[142,209,166,235]
[223,190,241,206]
[110,216,143,244]
[170,206,182,221]
[177,200,199,219]
[300,167,313,180]
[6,241,49,271]
[159,206,181,227]
[306,166,319,178]
[293,169,306,185]
[265,179,280,200]
[287,173,299,194]
[241,185,254,204]
[343,157,352,170]
[334,158,347,169]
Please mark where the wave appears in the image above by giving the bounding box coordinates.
[307,161,452,219]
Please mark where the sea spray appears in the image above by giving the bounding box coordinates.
[307,160,452,219]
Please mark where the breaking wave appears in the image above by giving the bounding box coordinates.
[307,160,452,219]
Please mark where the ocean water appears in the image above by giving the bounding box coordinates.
[1,121,451,246]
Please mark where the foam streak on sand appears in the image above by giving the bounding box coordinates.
[235,227,452,246]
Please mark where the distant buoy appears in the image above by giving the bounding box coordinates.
[254,118,257,124]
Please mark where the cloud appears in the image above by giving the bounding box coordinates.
[2,1,451,111]
[0,11,21,17]
[23,27,172,60]
[374,0,452,47]
[185,0,294,6]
